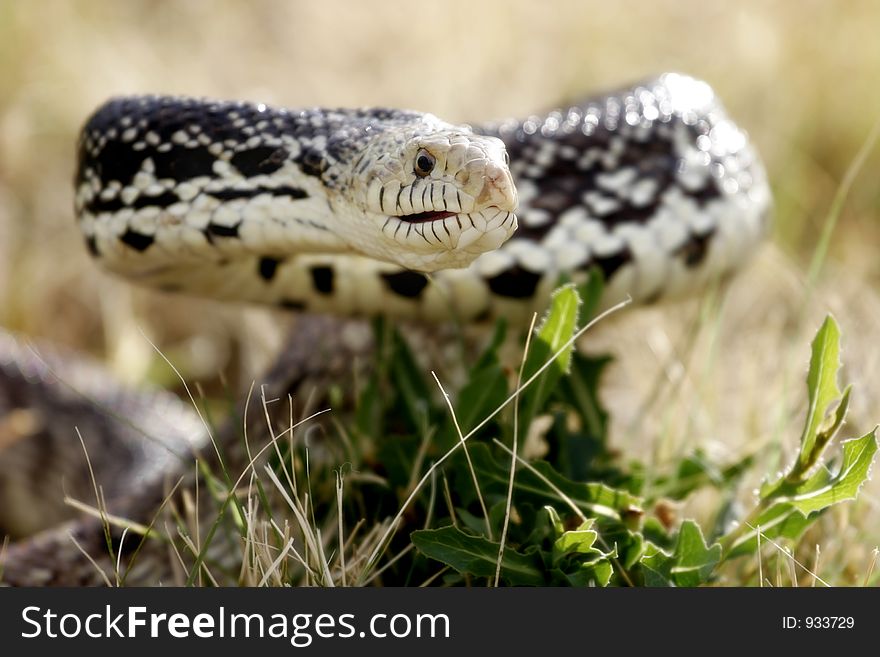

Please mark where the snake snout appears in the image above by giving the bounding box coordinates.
[476,161,517,212]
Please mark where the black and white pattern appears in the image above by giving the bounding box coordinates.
[75,96,518,276]
[75,73,770,320]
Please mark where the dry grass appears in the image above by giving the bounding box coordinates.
[1,0,879,583]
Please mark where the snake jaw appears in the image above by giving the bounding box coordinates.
[378,206,518,270]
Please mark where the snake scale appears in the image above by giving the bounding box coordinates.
[0,73,770,585]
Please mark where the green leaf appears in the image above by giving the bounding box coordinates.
[563,559,614,587]
[544,505,565,537]
[640,563,674,587]
[785,429,877,514]
[651,448,756,501]
[439,362,508,449]
[641,520,721,587]
[411,526,546,585]
[466,443,642,521]
[553,520,600,559]
[722,501,815,560]
[620,531,647,570]
[354,378,382,439]
[725,430,878,559]
[725,429,878,559]
[519,284,581,432]
[722,318,878,561]
[545,515,616,586]
[388,327,432,430]
[555,352,612,442]
[669,521,722,586]
[798,315,842,468]
[520,461,642,520]
[762,316,850,498]
[576,268,605,325]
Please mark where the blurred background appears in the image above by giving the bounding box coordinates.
[1,0,878,581]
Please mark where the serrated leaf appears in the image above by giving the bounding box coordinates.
[670,521,722,585]
[785,429,877,514]
[553,519,599,557]
[553,529,601,554]
[411,526,546,585]
[519,284,581,432]
[761,316,854,498]
[723,430,877,559]
[548,515,616,586]
[641,520,721,587]
[798,315,842,467]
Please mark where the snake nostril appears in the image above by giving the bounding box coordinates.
[476,164,515,209]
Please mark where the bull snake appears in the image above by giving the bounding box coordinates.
[0,73,770,585]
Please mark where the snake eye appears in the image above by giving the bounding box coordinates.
[414,148,435,177]
[503,150,510,166]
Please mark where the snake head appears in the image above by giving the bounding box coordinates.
[333,115,518,272]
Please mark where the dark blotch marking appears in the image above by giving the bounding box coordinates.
[295,147,327,178]
[279,298,306,311]
[76,95,298,189]
[120,229,154,252]
[258,256,282,281]
[89,139,144,186]
[594,201,662,227]
[487,265,542,299]
[310,266,334,295]
[131,190,179,210]
[677,228,715,268]
[206,185,308,202]
[479,104,695,238]
[591,248,632,280]
[205,223,240,238]
[85,191,180,215]
[231,146,289,177]
[85,195,126,214]
[152,145,216,181]
[380,270,429,299]
[685,180,722,208]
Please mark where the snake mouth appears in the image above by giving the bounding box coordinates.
[396,210,458,224]
[378,206,517,271]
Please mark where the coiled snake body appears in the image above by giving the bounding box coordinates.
[1,73,770,585]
